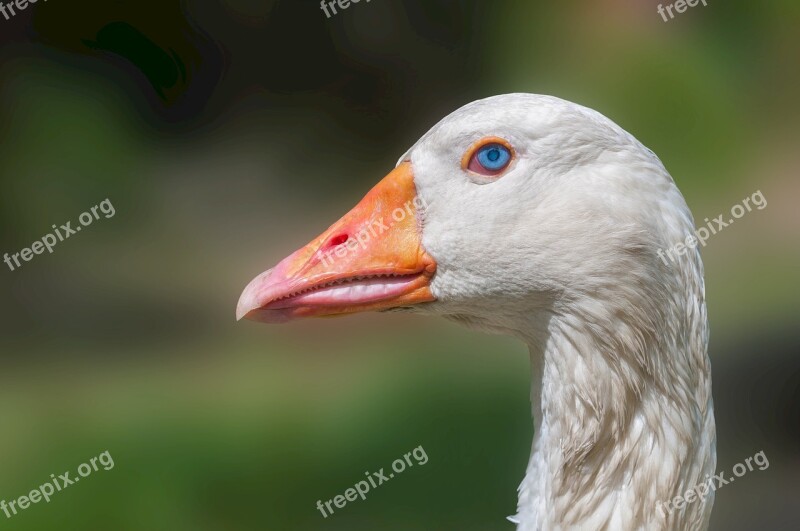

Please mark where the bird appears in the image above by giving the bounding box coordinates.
[236,93,716,530]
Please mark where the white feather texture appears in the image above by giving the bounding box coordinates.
[400,94,716,530]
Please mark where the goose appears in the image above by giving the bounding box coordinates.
[236,94,716,530]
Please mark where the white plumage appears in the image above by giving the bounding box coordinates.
[405,94,716,530]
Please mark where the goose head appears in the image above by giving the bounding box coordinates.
[237,94,715,530]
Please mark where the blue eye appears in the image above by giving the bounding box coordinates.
[468,142,513,175]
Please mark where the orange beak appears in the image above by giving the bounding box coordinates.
[236,162,437,323]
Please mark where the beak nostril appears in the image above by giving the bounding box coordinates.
[327,234,349,248]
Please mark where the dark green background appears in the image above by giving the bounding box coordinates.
[1,1,798,529]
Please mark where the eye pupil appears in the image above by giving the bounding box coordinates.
[475,144,510,171]
[465,140,514,177]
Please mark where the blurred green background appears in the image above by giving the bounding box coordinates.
[0,0,798,529]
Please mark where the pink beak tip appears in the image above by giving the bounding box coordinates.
[236,268,275,322]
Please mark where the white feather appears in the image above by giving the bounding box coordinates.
[402,94,716,530]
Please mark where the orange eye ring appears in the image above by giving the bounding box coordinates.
[461,136,516,177]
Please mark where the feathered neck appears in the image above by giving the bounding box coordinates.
[511,271,716,530]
